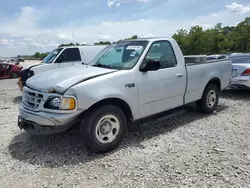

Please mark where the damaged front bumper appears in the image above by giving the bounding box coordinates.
[18,104,82,135]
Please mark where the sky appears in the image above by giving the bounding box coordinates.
[0,0,249,56]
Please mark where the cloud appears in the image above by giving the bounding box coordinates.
[210,13,217,17]
[107,0,147,7]
[0,2,249,56]
[58,33,73,40]
[46,41,59,47]
[139,33,155,38]
[203,24,212,29]
[226,2,250,14]
[107,0,114,6]
[0,39,14,47]
[17,6,39,27]
[97,34,111,40]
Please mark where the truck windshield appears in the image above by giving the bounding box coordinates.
[42,48,63,64]
[92,41,148,70]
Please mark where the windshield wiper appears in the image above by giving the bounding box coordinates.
[93,64,114,69]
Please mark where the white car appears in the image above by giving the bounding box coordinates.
[17,45,108,90]
[207,54,228,60]
[230,54,250,89]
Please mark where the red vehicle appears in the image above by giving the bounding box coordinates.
[0,62,23,79]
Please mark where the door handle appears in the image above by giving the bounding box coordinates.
[176,73,184,78]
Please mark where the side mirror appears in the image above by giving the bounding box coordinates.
[56,54,64,63]
[139,59,161,72]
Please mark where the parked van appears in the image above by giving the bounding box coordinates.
[17,45,108,91]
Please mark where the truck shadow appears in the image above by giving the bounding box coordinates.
[8,104,228,168]
[221,89,250,101]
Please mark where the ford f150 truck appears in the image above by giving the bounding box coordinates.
[17,45,108,91]
[17,37,232,153]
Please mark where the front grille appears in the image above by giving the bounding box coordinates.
[23,90,43,109]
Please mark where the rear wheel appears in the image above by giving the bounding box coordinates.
[80,105,127,153]
[196,84,219,113]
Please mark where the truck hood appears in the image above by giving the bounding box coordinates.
[26,65,117,93]
[23,62,42,70]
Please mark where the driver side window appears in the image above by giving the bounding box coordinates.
[145,41,177,69]
[56,48,81,63]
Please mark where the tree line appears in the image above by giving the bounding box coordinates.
[21,52,50,60]
[172,17,250,55]
[29,16,249,59]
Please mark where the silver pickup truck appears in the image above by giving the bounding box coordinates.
[18,37,232,153]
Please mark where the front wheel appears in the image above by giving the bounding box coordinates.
[196,84,219,113]
[80,105,127,153]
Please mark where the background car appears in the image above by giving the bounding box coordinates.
[0,62,23,79]
[230,53,250,89]
[228,52,243,58]
[207,54,228,60]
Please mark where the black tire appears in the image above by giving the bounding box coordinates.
[196,84,219,113]
[80,105,127,153]
[11,72,18,78]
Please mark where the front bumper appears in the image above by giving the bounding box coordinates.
[18,104,82,135]
[17,115,77,135]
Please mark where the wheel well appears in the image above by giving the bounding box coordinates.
[206,78,221,91]
[87,98,133,121]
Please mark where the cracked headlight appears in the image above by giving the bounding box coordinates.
[44,96,76,110]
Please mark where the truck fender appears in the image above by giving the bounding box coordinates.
[84,97,134,122]
[204,77,221,92]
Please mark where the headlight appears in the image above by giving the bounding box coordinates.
[44,96,76,110]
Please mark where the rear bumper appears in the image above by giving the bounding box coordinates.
[230,77,250,89]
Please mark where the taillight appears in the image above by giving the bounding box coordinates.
[241,68,250,76]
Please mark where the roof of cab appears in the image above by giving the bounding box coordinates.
[59,45,108,49]
[122,37,174,42]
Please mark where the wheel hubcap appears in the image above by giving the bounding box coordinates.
[207,90,216,108]
[95,114,120,144]
[100,121,112,135]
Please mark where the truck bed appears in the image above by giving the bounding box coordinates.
[184,55,207,64]
[184,55,228,65]
[184,58,232,104]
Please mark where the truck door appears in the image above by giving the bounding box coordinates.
[137,40,186,118]
[55,48,81,68]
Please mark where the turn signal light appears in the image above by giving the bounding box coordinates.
[60,97,76,110]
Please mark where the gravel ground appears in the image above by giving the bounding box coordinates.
[0,86,250,188]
